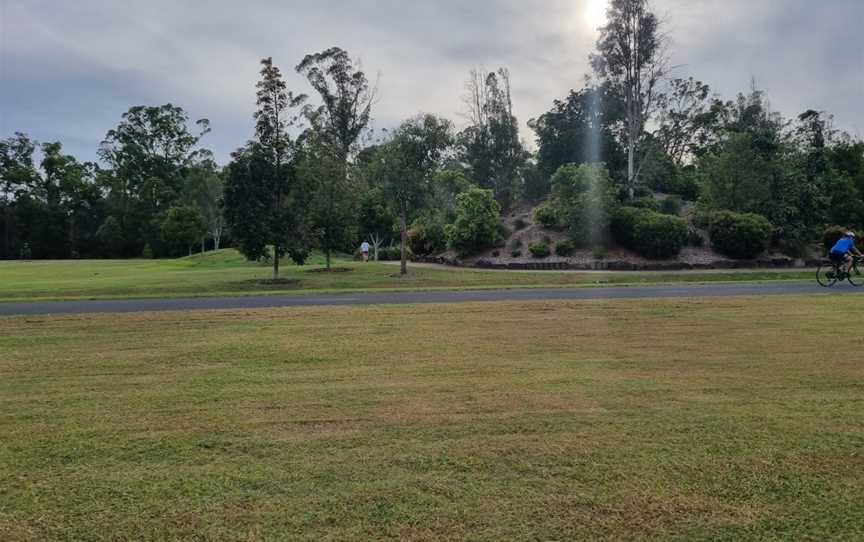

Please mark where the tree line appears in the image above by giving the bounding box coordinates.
[2,0,862,273]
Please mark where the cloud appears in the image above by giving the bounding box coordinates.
[1,0,861,164]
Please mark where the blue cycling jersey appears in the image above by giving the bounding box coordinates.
[831,237,855,254]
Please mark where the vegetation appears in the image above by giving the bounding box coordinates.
[2,296,862,540]
[2,1,863,266]
[612,207,688,259]
[708,211,773,260]
[446,188,501,257]
[528,241,551,258]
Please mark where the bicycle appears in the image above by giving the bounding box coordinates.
[817,255,863,287]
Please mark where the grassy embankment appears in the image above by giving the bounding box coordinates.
[0,249,813,302]
[1,296,862,540]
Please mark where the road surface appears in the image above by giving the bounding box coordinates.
[0,282,859,316]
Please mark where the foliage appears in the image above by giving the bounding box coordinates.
[611,206,688,259]
[409,214,448,256]
[550,163,616,246]
[513,217,527,231]
[528,241,550,258]
[708,211,773,259]
[458,68,528,209]
[533,203,560,230]
[161,206,205,255]
[659,195,683,216]
[529,83,626,181]
[555,239,576,257]
[223,58,309,279]
[445,188,502,257]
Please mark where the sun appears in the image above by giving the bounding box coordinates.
[584,0,608,29]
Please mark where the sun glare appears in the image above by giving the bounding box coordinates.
[584,0,608,30]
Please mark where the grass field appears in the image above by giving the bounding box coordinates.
[1,296,862,540]
[0,249,813,302]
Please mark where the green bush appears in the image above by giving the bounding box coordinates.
[511,249,522,258]
[628,196,660,212]
[611,206,688,259]
[659,196,683,216]
[513,218,527,231]
[528,241,550,259]
[533,203,559,230]
[688,229,705,247]
[551,163,616,247]
[555,239,576,257]
[378,245,412,261]
[409,214,447,256]
[633,213,689,259]
[708,211,772,259]
[445,188,501,257]
[510,238,523,250]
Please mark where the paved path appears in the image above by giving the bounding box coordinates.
[0,282,860,316]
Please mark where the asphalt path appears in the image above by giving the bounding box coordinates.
[0,282,860,316]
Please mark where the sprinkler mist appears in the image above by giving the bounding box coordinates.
[583,85,608,251]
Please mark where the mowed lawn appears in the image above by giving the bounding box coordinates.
[0,249,813,302]
[2,297,863,541]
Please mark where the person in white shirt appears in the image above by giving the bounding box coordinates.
[360,240,371,262]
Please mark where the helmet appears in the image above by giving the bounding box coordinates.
[846,231,857,238]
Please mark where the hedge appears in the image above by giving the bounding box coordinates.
[708,211,772,259]
[611,206,688,259]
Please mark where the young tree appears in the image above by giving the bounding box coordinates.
[223,57,309,280]
[296,47,375,269]
[377,115,453,275]
[656,78,723,165]
[591,0,668,198]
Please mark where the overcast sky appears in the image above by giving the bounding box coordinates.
[1,0,862,165]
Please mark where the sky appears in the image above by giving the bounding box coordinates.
[1,0,862,165]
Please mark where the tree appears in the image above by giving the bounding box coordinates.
[445,187,501,256]
[161,206,205,256]
[184,157,226,252]
[656,77,723,165]
[458,68,528,208]
[223,57,309,280]
[592,0,668,198]
[99,104,210,256]
[550,163,616,247]
[296,47,375,269]
[529,83,626,181]
[377,115,453,275]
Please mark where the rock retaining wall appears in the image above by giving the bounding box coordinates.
[414,255,823,271]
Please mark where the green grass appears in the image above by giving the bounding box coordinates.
[0,249,813,301]
[1,296,862,540]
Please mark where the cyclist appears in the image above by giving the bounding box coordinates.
[829,231,863,276]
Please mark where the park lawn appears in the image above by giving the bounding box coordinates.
[0,249,813,301]
[1,296,862,540]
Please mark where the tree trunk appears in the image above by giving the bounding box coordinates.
[201,237,206,254]
[400,208,408,276]
[326,247,331,271]
[273,242,280,280]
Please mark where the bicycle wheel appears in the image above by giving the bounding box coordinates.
[816,264,838,287]
[848,265,863,287]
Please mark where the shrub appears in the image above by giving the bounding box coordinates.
[552,163,616,246]
[628,196,660,212]
[659,195,683,216]
[511,249,522,258]
[633,212,689,259]
[378,245,412,261]
[593,245,608,260]
[533,203,559,230]
[708,211,772,259]
[611,206,688,259]
[823,225,852,255]
[409,214,447,256]
[513,218,527,231]
[445,188,501,257]
[510,238,523,250]
[528,241,551,258]
[555,239,576,257]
